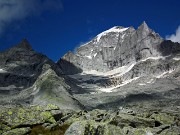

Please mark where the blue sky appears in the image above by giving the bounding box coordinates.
[0,0,180,61]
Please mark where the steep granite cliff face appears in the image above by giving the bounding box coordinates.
[58,22,167,73]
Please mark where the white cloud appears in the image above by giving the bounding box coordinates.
[0,0,63,34]
[166,25,180,43]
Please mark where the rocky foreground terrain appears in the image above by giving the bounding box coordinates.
[0,22,180,134]
[1,104,180,135]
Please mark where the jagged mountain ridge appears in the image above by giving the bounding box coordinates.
[58,21,180,75]
[0,39,83,110]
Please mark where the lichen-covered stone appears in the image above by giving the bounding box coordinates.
[44,104,59,111]
[159,126,180,135]
[1,105,179,135]
[150,112,175,125]
[105,124,123,135]
[64,121,86,135]
[0,105,57,134]
[109,113,155,128]
[40,111,56,123]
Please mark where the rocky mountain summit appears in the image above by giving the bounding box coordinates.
[58,21,180,73]
[0,39,83,110]
[0,22,180,134]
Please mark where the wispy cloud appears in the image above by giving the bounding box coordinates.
[0,0,63,34]
[166,25,180,43]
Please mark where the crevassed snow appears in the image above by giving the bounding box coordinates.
[96,27,129,42]
[0,69,7,73]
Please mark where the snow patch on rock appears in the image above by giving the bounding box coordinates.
[139,83,146,86]
[0,69,7,73]
[84,55,92,59]
[140,56,169,62]
[156,69,175,78]
[99,77,140,93]
[147,79,155,84]
[96,27,129,42]
[173,57,180,61]
[83,62,136,77]
[93,53,97,57]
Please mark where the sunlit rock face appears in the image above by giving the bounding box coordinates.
[59,22,169,74]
